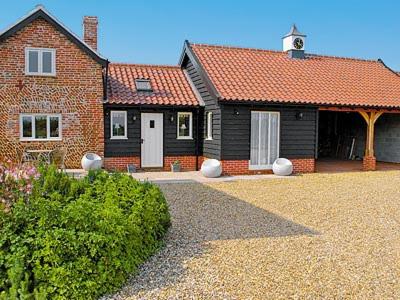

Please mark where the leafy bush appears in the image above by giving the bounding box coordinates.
[0,165,170,299]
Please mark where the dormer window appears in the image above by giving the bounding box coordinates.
[135,79,152,92]
[25,48,56,76]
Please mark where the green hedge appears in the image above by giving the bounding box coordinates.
[0,165,170,299]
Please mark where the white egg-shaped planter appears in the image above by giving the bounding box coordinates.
[81,153,103,171]
[272,158,293,176]
[201,159,222,178]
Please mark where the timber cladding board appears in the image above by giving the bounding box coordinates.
[221,104,318,160]
[183,57,221,160]
[0,18,104,168]
[104,106,200,158]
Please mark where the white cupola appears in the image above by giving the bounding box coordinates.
[282,24,306,58]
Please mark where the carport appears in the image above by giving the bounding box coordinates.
[317,106,400,172]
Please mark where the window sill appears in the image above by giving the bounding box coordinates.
[177,137,193,140]
[25,72,56,77]
[20,138,62,142]
[205,138,213,141]
[110,137,128,140]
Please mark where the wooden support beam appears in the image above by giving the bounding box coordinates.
[319,106,400,114]
[358,111,384,157]
[359,111,370,125]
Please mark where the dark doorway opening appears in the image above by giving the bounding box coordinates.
[318,111,365,160]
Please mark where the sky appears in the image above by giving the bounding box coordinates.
[1,1,400,69]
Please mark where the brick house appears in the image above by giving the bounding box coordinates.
[0,5,107,168]
[2,7,400,175]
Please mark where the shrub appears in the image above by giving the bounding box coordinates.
[0,165,170,299]
[0,161,39,212]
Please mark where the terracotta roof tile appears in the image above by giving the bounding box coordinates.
[191,43,400,108]
[107,63,199,106]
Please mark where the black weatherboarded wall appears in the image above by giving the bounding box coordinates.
[221,104,318,160]
[104,106,200,159]
[183,56,221,160]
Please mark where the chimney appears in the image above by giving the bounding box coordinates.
[83,16,98,51]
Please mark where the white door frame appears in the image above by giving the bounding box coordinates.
[249,111,280,170]
[141,113,163,167]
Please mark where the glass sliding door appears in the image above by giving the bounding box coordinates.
[250,111,280,169]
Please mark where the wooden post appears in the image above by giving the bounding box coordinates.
[358,111,383,170]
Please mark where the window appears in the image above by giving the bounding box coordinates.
[206,112,213,140]
[249,111,280,170]
[177,112,192,139]
[20,114,61,141]
[135,79,152,92]
[25,48,56,76]
[111,111,127,139]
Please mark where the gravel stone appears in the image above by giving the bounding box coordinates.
[103,171,400,299]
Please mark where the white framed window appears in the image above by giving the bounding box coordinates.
[20,114,62,141]
[25,48,56,76]
[177,112,192,139]
[206,111,213,140]
[110,111,127,139]
[249,111,280,170]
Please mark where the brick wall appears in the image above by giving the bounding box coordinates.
[0,18,104,168]
[217,158,315,175]
[163,156,197,171]
[291,158,315,173]
[221,160,250,175]
[104,156,140,171]
[104,155,199,172]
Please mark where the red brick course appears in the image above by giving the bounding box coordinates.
[0,18,104,168]
[104,156,140,171]
[104,155,199,172]
[291,158,315,173]
[363,155,376,171]
[220,160,250,175]
[163,156,198,171]
[218,158,315,175]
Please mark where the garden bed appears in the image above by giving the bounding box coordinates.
[0,163,170,299]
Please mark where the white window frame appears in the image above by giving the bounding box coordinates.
[206,111,213,140]
[249,111,280,170]
[25,47,56,76]
[177,112,193,140]
[19,114,62,141]
[110,111,128,140]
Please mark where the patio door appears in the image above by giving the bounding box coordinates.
[250,111,280,169]
[141,113,163,167]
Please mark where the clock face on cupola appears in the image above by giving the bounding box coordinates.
[293,37,304,50]
[282,24,306,55]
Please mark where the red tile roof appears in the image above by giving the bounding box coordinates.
[107,63,199,106]
[190,43,400,108]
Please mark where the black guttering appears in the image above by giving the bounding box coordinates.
[0,6,108,67]
[195,107,200,170]
[179,40,221,101]
[103,60,110,101]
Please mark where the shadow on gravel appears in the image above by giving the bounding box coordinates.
[105,182,318,299]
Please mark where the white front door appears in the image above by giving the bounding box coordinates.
[249,111,280,169]
[141,113,163,167]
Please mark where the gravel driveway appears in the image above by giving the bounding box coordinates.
[106,171,400,299]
